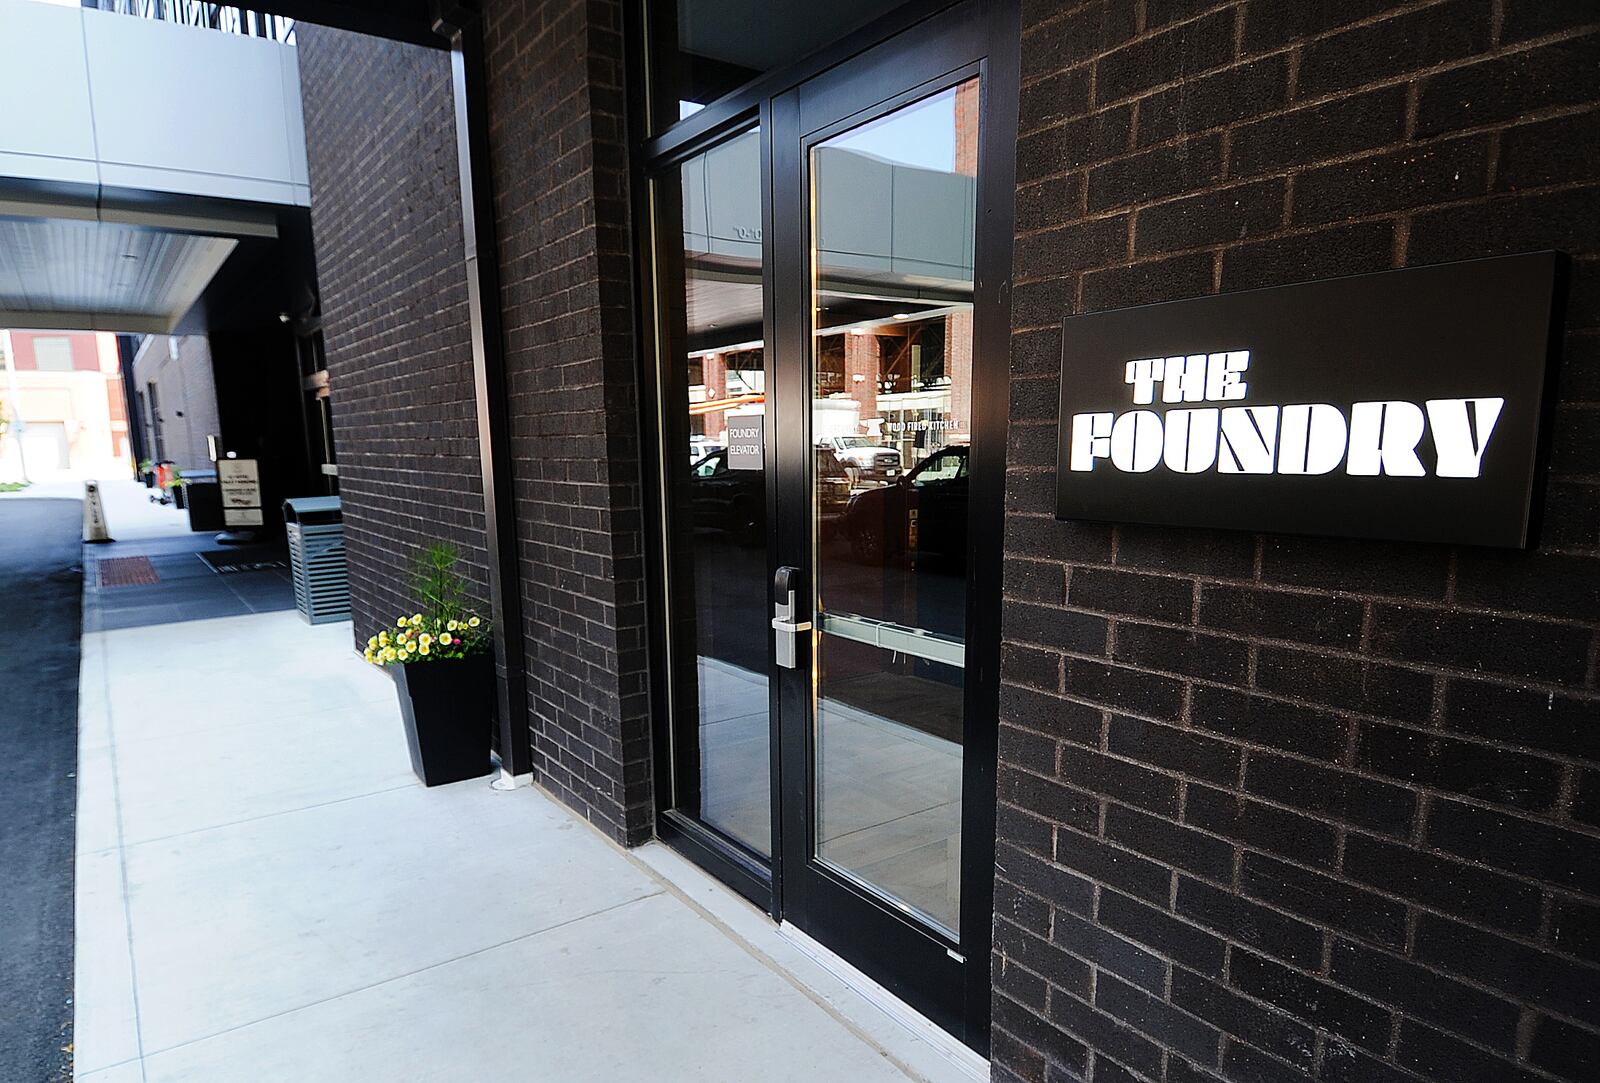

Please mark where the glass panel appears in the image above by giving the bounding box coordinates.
[811,80,979,935]
[656,127,771,857]
[646,0,910,133]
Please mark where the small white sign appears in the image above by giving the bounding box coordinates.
[218,459,261,509]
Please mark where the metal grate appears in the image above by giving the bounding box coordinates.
[286,523,349,624]
[98,556,159,588]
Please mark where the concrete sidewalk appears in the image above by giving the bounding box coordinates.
[75,607,981,1082]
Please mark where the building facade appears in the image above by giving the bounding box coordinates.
[0,329,129,479]
[291,3,1600,1081]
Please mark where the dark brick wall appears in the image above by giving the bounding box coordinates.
[482,0,654,844]
[999,4,1600,1083]
[296,26,490,646]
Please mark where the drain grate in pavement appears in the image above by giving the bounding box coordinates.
[98,556,159,587]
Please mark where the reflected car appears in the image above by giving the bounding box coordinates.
[686,447,853,541]
[841,445,968,568]
[827,436,901,485]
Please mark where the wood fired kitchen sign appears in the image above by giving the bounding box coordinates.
[1055,252,1562,548]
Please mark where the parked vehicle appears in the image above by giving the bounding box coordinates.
[688,446,852,540]
[842,445,968,567]
[826,435,901,485]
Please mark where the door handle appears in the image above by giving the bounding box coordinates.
[772,565,811,669]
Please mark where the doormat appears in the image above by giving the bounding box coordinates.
[98,556,159,587]
[198,548,289,575]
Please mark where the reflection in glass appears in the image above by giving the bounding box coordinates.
[657,127,770,856]
[811,80,980,935]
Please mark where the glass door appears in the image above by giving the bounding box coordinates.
[646,0,1012,1052]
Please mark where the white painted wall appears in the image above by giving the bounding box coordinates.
[0,0,308,206]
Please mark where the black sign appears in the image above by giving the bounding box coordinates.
[1055,252,1561,548]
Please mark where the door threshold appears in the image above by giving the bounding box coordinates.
[631,841,989,1083]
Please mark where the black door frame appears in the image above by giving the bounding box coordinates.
[631,0,1017,1053]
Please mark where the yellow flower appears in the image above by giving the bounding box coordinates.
[468,616,480,628]
[419,643,430,656]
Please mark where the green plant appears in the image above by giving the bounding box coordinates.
[364,542,491,666]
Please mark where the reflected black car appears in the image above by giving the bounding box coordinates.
[688,446,852,541]
[841,445,968,568]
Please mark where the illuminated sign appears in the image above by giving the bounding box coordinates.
[1055,253,1561,548]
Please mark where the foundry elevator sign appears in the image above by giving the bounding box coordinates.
[1055,253,1561,548]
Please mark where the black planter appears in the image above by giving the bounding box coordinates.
[392,651,495,786]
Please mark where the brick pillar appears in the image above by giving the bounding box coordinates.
[700,352,726,439]
[844,331,879,429]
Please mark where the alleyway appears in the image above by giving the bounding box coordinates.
[66,486,979,1082]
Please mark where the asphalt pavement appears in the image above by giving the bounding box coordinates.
[0,498,82,1083]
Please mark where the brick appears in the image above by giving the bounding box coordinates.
[1009,602,1116,654]
[1116,524,1257,579]
[1529,1012,1600,1082]
[1062,658,1186,721]
[1107,802,1237,881]
[1231,950,1394,1051]
[1002,684,1106,745]
[1096,973,1222,1064]
[1254,648,1434,724]
[1240,852,1408,949]
[1409,186,1600,266]
[1183,784,1340,868]
[1218,220,1395,293]
[1085,135,1226,214]
[1002,767,1101,837]
[1197,584,1364,649]
[1415,32,1600,138]
[1047,991,1166,1080]
[1239,0,1403,54]
[1356,723,1562,813]
[1427,798,1600,895]
[1095,10,1238,105]
[1060,743,1183,815]
[1191,684,1350,762]
[1244,753,1417,837]
[1452,549,1600,623]
[1016,214,1132,275]
[1396,1020,1547,1083]
[1135,59,1290,148]
[1171,967,1316,1069]
[1258,535,1450,599]
[1056,826,1176,904]
[1068,566,1195,622]
[1099,888,1228,975]
[1415,913,1600,1026]
[1228,86,1408,178]
[1107,714,1243,787]
[1329,937,1523,1051]
[1296,1,1493,99]
[1134,179,1287,257]
[1111,623,1252,684]
[1000,839,1099,913]
[1343,832,1545,936]
[1007,557,1068,605]
[1176,876,1325,968]
[1367,603,1592,684]
[1291,136,1492,226]
[1496,108,1600,192]
[1552,895,1600,965]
